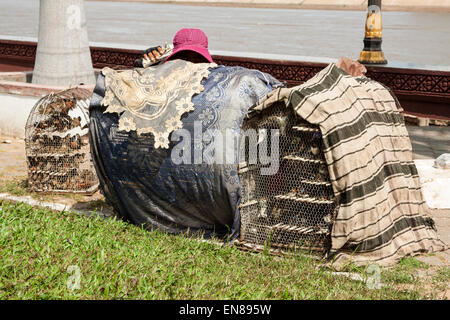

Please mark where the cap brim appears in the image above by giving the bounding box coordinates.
[165,45,213,63]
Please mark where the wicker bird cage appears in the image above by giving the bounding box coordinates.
[25,87,99,194]
[237,102,337,254]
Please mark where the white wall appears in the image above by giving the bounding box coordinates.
[0,93,39,138]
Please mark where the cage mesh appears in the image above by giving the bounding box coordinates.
[237,102,337,254]
[25,87,99,194]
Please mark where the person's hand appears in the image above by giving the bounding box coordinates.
[143,46,165,64]
[336,57,367,77]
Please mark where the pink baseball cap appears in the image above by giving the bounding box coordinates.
[165,28,214,63]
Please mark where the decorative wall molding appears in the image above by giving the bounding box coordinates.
[213,55,327,88]
[90,46,141,70]
[0,40,36,60]
[1,39,448,119]
[366,68,450,97]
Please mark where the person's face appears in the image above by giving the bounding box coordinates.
[169,50,209,64]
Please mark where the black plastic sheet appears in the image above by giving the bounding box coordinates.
[89,65,282,239]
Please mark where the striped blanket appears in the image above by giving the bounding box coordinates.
[253,63,446,267]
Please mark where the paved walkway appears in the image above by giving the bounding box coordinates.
[89,0,450,13]
[406,125,450,267]
[2,1,450,66]
[0,136,26,179]
[407,125,450,160]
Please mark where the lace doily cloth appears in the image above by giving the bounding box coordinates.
[101,60,217,148]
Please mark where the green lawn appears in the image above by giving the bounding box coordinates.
[0,201,448,299]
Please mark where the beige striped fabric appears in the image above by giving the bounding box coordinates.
[253,63,447,268]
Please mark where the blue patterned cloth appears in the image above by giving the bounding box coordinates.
[89,64,282,239]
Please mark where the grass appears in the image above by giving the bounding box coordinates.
[0,178,28,197]
[381,257,429,285]
[0,201,447,300]
[0,177,83,202]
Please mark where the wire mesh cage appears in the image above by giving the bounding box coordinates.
[237,102,337,254]
[25,87,99,194]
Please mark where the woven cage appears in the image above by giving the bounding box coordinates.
[237,102,337,254]
[25,87,99,194]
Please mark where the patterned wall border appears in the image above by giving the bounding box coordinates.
[0,39,36,64]
[1,39,449,118]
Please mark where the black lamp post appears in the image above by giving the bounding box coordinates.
[358,0,387,65]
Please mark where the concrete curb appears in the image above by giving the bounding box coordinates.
[0,80,95,97]
[0,193,113,219]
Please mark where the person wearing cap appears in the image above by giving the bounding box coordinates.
[134,28,214,67]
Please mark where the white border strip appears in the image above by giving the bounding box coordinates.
[0,193,113,218]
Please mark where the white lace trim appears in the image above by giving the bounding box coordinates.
[101,60,217,149]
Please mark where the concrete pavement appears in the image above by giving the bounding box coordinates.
[407,125,450,160]
[88,0,450,12]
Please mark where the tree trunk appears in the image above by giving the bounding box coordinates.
[32,0,95,86]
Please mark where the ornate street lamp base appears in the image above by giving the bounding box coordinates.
[358,0,387,65]
[358,50,387,65]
